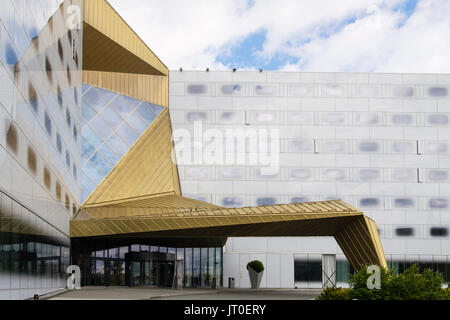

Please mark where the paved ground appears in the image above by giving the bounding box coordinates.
[49,287,322,300]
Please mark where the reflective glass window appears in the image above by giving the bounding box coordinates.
[255,85,275,95]
[430,228,448,237]
[360,169,380,181]
[257,197,277,206]
[220,168,245,179]
[290,140,313,152]
[360,198,380,207]
[394,198,415,208]
[323,85,344,96]
[324,169,345,180]
[393,87,414,97]
[323,113,346,125]
[136,104,157,125]
[291,197,310,203]
[100,107,123,128]
[90,115,113,140]
[187,85,207,95]
[428,87,448,97]
[427,114,449,125]
[356,86,380,97]
[392,114,414,125]
[44,112,52,136]
[428,170,448,181]
[359,141,379,152]
[287,113,313,125]
[395,228,414,237]
[426,143,448,154]
[56,133,62,154]
[193,248,201,288]
[355,113,379,125]
[222,197,243,207]
[393,142,415,153]
[222,85,242,95]
[65,151,71,168]
[290,169,312,180]
[393,169,416,181]
[187,112,207,122]
[66,109,72,128]
[429,198,448,209]
[288,85,313,97]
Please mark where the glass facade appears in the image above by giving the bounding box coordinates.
[72,240,222,289]
[0,0,81,299]
[80,84,165,201]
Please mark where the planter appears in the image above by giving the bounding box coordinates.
[248,266,264,290]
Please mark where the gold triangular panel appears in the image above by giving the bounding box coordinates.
[83,110,179,206]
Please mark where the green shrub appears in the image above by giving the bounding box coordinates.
[316,287,351,300]
[316,264,449,300]
[247,260,264,273]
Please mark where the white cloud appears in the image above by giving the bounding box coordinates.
[107,0,450,73]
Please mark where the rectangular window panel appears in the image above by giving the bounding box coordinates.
[288,85,313,97]
[392,87,414,97]
[287,112,314,125]
[355,86,380,97]
[186,167,210,179]
[220,168,245,179]
[187,112,208,122]
[392,169,417,182]
[255,85,275,96]
[359,169,381,181]
[322,113,346,125]
[323,85,345,97]
[222,197,244,208]
[323,169,346,181]
[392,114,414,125]
[426,142,448,154]
[187,84,208,95]
[429,198,449,209]
[427,114,449,125]
[354,113,380,125]
[221,84,243,95]
[290,169,312,180]
[427,170,449,181]
[322,141,347,153]
[359,141,380,153]
[427,87,448,98]
[392,141,416,153]
[289,140,314,153]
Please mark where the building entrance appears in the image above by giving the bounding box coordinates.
[126,252,175,287]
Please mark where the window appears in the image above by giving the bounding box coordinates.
[57,88,63,108]
[55,181,62,201]
[393,141,415,153]
[287,112,313,125]
[395,227,414,237]
[67,66,72,85]
[220,168,245,179]
[72,204,77,216]
[392,114,414,125]
[324,169,345,180]
[288,85,313,97]
[393,87,414,97]
[360,198,380,207]
[73,165,77,179]
[359,169,380,181]
[6,124,18,154]
[428,87,448,98]
[430,227,448,237]
[355,113,379,125]
[323,113,346,125]
[66,109,72,127]
[428,170,448,181]
[65,151,71,168]
[392,169,416,181]
[44,111,52,136]
[221,85,242,95]
[45,57,52,82]
[187,85,207,95]
[27,147,37,175]
[355,86,380,97]
[255,85,275,96]
[257,197,276,206]
[65,194,70,210]
[291,197,310,203]
[290,140,314,152]
[186,112,207,122]
[429,199,448,209]
[58,39,64,60]
[29,84,38,113]
[73,125,78,141]
[290,169,312,180]
[56,133,62,154]
[222,197,243,207]
[427,114,448,125]
[394,198,415,208]
[359,141,379,152]
[44,167,51,190]
[323,85,345,97]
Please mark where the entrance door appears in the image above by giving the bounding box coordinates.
[157,261,174,287]
[131,262,141,286]
[144,261,157,286]
[322,255,337,288]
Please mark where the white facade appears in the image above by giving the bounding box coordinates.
[169,70,450,288]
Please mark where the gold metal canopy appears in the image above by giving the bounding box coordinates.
[74,0,388,272]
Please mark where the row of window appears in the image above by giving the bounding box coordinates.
[183,111,450,126]
[28,83,78,180]
[183,166,449,183]
[195,194,450,212]
[6,124,78,215]
[182,83,449,98]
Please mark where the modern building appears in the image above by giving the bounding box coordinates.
[169,70,450,288]
[0,0,418,300]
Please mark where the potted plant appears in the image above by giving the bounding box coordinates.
[247,260,265,289]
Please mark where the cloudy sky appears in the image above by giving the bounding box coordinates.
[108,0,450,73]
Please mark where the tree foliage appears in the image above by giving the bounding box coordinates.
[317,264,449,300]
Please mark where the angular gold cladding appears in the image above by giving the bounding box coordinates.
[82,110,179,206]
[83,0,167,76]
[71,199,387,270]
[83,70,168,107]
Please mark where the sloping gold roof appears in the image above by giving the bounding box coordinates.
[73,199,387,270]
[82,109,181,206]
[83,0,168,76]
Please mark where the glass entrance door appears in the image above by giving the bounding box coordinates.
[131,262,141,286]
[144,261,157,286]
